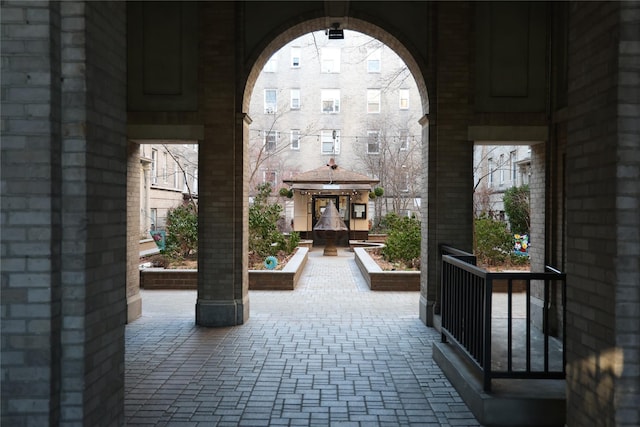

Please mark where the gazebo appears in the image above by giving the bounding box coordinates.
[283,159,379,245]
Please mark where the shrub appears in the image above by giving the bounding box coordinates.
[163,203,198,259]
[381,213,421,268]
[503,185,530,235]
[474,215,512,266]
[378,212,402,232]
[279,187,294,198]
[249,183,299,257]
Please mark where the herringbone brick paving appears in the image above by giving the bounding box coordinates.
[125,248,481,426]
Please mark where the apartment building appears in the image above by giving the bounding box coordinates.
[139,143,199,237]
[473,144,532,220]
[248,30,423,219]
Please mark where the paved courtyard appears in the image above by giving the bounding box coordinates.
[125,248,481,426]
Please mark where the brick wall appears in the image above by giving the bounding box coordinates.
[59,2,127,425]
[2,2,127,425]
[196,2,249,326]
[127,141,142,322]
[141,269,198,290]
[565,1,639,425]
[529,143,547,330]
[421,2,473,325]
[1,1,63,424]
[614,2,640,425]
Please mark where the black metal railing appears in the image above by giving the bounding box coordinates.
[440,245,566,391]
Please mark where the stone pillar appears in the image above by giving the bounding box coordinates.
[127,140,142,322]
[1,2,127,425]
[565,1,640,425]
[1,3,63,425]
[58,3,128,426]
[196,3,249,326]
[420,2,473,327]
[528,143,550,331]
[140,158,152,236]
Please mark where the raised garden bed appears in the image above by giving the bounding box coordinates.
[140,247,309,291]
[354,247,420,291]
[249,247,309,290]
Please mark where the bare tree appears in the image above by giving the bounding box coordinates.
[355,116,422,225]
[472,145,513,218]
[161,144,199,213]
[248,91,320,194]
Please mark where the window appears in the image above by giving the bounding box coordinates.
[162,152,168,183]
[290,129,300,150]
[488,157,494,187]
[193,169,198,193]
[367,49,381,73]
[264,55,277,72]
[321,130,340,154]
[499,154,505,184]
[173,160,180,189]
[367,89,381,113]
[264,89,277,114]
[321,89,340,113]
[401,170,410,192]
[510,150,517,183]
[321,47,341,73]
[399,89,409,110]
[150,208,157,230]
[291,47,300,68]
[290,89,300,109]
[183,168,189,192]
[264,130,278,152]
[151,149,158,184]
[263,170,277,188]
[399,130,409,151]
[367,131,380,154]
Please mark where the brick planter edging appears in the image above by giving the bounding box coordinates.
[354,247,420,291]
[249,247,309,290]
[140,268,198,289]
[140,247,309,291]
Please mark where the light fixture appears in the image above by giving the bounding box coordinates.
[326,23,344,40]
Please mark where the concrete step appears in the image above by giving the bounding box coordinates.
[433,341,566,427]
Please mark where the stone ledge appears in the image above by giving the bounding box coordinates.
[353,247,420,291]
[140,268,197,289]
[433,341,566,426]
[249,247,309,290]
[140,247,310,291]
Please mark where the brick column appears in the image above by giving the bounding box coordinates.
[1,2,127,425]
[565,1,640,425]
[127,141,142,322]
[59,3,127,425]
[196,2,249,326]
[1,3,63,425]
[420,2,473,326]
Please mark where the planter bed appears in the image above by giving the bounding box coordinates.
[354,247,420,291]
[140,268,197,290]
[140,247,309,291]
[249,247,309,290]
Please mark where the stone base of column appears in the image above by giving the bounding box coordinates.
[196,297,249,326]
[127,292,142,323]
[419,295,435,327]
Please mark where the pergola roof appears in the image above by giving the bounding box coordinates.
[283,164,379,188]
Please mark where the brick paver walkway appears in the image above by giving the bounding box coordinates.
[125,248,481,426]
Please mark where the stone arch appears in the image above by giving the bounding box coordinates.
[241,18,430,116]
[235,16,433,327]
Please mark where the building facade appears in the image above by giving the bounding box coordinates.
[473,144,532,220]
[248,30,423,220]
[138,143,199,237]
[1,2,638,426]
